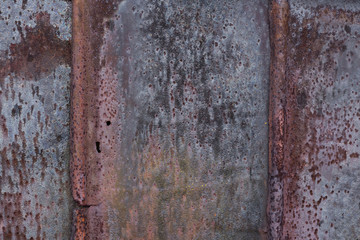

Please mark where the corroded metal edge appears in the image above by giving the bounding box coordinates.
[71,0,89,237]
[71,0,120,238]
[71,0,121,206]
[71,0,87,206]
[72,209,87,240]
[268,0,289,239]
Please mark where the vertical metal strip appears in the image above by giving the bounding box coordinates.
[71,0,120,238]
[71,0,88,205]
[268,0,289,239]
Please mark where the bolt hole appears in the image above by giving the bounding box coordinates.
[96,142,101,153]
[106,121,111,126]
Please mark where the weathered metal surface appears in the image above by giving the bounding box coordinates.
[5,0,359,239]
[269,0,360,239]
[72,0,270,239]
[268,1,289,239]
[0,0,73,239]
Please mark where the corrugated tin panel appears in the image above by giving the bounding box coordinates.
[72,0,270,239]
[0,0,73,239]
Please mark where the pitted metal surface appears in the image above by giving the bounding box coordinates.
[2,0,360,239]
[268,0,360,239]
[283,1,360,239]
[0,1,73,239]
[72,0,270,239]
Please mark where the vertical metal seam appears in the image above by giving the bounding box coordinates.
[268,0,289,239]
[71,0,88,238]
[71,0,87,206]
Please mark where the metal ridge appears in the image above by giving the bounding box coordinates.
[268,0,289,239]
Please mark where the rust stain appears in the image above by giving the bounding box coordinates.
[71,0,121,238]
[0,1,73,237]
[0,12,71,82]
[283,5,360,238]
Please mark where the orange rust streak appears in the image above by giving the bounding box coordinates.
[268,0,289,239]
[73,209,87,240]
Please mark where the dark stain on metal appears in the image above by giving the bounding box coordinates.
[0,12,71,83]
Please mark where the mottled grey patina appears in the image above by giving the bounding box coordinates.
[93,0,270,239]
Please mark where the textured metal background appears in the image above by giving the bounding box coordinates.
[2,0,360,239]
[283,1,360,239]
[0,0,73,239]
[72,0,270,239]
[268,0,360,239]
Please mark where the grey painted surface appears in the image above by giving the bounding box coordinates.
[96,0,270,239]
[0,0,73,239]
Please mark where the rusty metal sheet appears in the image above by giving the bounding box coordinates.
[0,0,73,239]
[72,0,270,239]
[7,0,360,239]
[269,0,360,239]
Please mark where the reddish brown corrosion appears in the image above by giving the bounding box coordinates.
[71,0,120,205]
[268,0,289,239]
[282,5,360,239]
[71,0,121,238]
[269,1,360,239]
[72,205,109,239]
[73,209,87,240]
[0,12,71,82]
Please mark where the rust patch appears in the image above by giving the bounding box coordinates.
[73,209,87,240]
[0,2,73,236]
[72,205,110,239]
[0,12,71,82]
[71,0,122,238]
